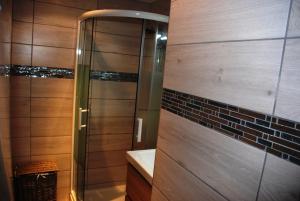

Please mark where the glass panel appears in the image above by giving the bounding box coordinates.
[133,21,168,149]
[73,18,94,201]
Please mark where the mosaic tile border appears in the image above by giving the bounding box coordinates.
[9,65,138,82]
[162,88,300,166]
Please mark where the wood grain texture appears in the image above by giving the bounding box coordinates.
[10,76,30,97]
[57,170,71,188]
[126,164,152,201]
[288,0,300,37]
[32,46,75,68]
[275,39,300,122]
[34,2,83,28]
[31,98,73,117]
[31,154,71,171]
[92,51,139,73]
[156,110,265,201]
[33,24,76,48]
[31,78,74,98]
[151,187,168,201]
[89,117,134,135]
[31,117,72,137]
[0,98,10,118]
[90,80,137,99]
[30,136,72,155]
[11,118,30,138]
[87,151,127,169]
[88,134,132,152]
[10,97,30,118]
[11,137,30,157]
[12,21,32,44]
[90,99,135,117]
[0,42,10,65]
[13,0,33,22]
[164,40,283,114]
[95,18,142,37]
[57,187,71,201]
[87,166,127,185]
[0,0,12,43]
[257,154,300,201]
[168,0,290,44]
[0,77,9,98]
[153,149,227,201]
[94,32,140,55]
[11,43,32,65]
[36,0,97,10]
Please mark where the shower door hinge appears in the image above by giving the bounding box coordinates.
[78,107,88,131]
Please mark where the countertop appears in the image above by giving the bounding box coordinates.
[126,149,156,184]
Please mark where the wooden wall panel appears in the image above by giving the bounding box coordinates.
[37,0,97,10]
[94,32,140,55]
[89,117,134,135]
[12,21,32,44]
[31,117,72,137]
[87,151,127,169]
[92,51,139,73]
[257,154,300,201]
[30,136,72,155]
[0,43,11,65]
[11,44,32,65]
[275,39,300,122]
[90,80,137,99]
[13,0,33,22]
[156,110,265,201]
[88,134,132,152]
[90,99,135,117]
[87,166,127,185]
[151,187,168,201]
[153,150,227,201]
[288,0,300,37]
[164,40,283,114]
[167,0,290,45]
[31,98,73,117]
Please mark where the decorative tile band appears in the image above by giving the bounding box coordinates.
[0,65,10,76]
[8,65,138,82]
[162,88,300,166]
[10,65,74,79]
[90,71,138,82]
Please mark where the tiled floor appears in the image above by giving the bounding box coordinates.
[84,185,126,201]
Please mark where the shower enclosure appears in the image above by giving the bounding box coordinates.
[71,10,168,201]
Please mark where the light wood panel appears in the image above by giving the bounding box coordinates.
[10,76,30,97]
[34,2,83,28]
[87,166,127,185]
[151,187,168,201]
[57,171,71,188]
[275,39,300,122]
[33,24,76,48]
[13,0,34,22]
[31,98,73,117]
[31,136,72,155]
[168,0,290,44]
[36,0,97,10]
[89,117,134,135]
[87,151,127,169]
[91,80,136,99]
[57,187,71,201]
[0,42,10,65]
[10,97,30,118]
[164,40,283,114]
[31,154,71,171]
[32,46,75,68]
[90,99,135,117]
[12,21,32,44]
[95,19,142,37]
[11,43,32,65]
[92,51,139,73]
[88,134,132,152]
[153,149,227,201]
[157,110,265,201]
[257,154,300,201]
[11,118,30,138]
[94,32,140,55]
[31,117,72,137]
[31,78,74,98]
[288,0,300,37]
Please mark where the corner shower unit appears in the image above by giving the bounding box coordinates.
[71,10,168,201]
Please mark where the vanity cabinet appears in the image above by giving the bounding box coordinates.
[126,164,152,201]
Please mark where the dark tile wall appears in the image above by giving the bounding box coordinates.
[162,88,300,166]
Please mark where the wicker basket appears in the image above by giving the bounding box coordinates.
[14,161,58,201]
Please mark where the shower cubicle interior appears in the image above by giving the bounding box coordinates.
[72,11,168,201]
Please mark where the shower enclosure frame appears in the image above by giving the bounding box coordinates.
[71,10,169,201]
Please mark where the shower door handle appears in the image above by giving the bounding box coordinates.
[136,118,143,143]
[78,107,88,131]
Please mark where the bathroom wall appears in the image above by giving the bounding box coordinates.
[152,0,300,201]
[0,0,13,200]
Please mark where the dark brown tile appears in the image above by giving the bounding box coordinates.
[230,111,255,122]
[266,147,282,157]
[10,76,31,97]
[209,115,228,125]
[236,125,263,137]
[239,108,266,120]
[277,118,296,128]
[11,43,32,65]
[239,136,265,150]
[271,123,300,137]
[13,0,34,22]
[269,136,300,151]
[273,143,300,158]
